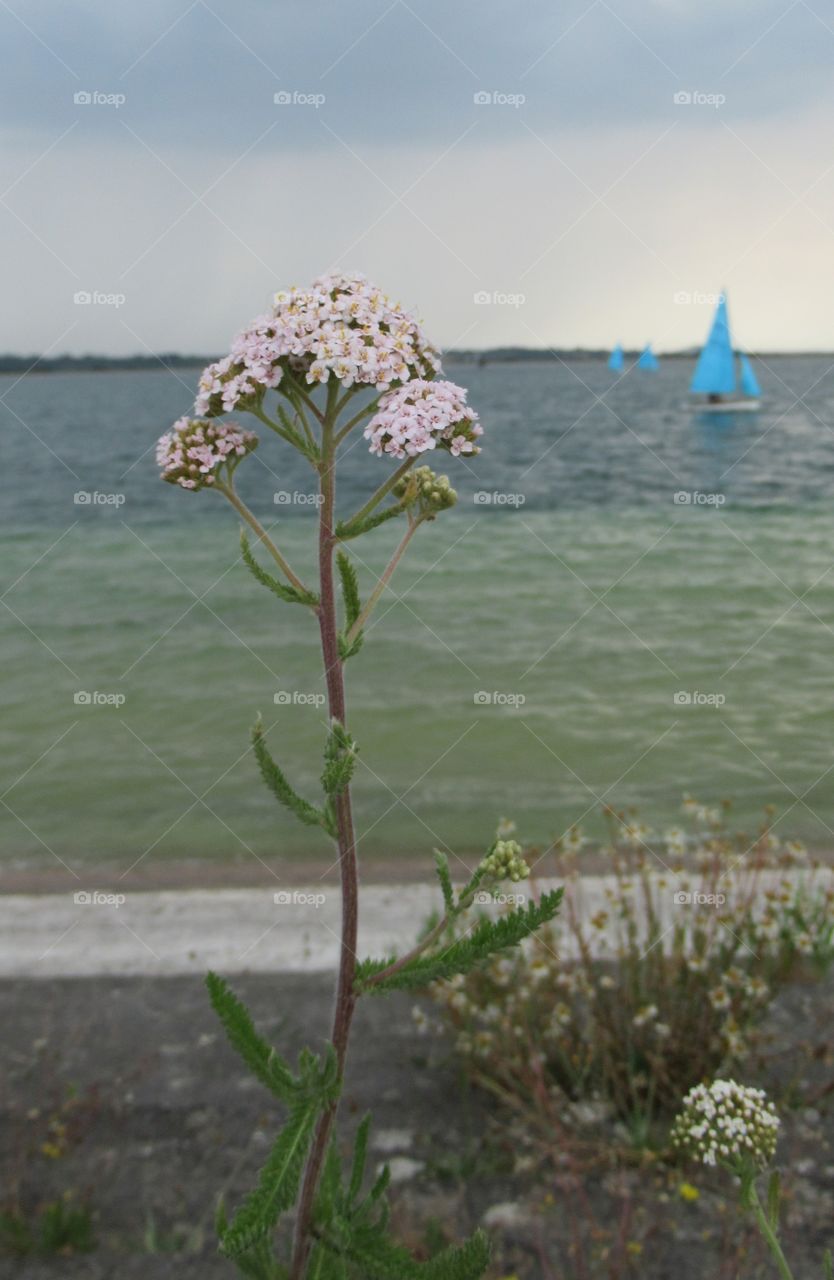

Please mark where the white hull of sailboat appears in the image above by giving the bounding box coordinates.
[690,398,761,413]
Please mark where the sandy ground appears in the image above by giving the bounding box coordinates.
[1,870,830,979]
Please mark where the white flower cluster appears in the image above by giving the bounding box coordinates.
[365,380,482,459]
[672,1079,780,1169]
[481,839,530,883]
[156,417,258,490]
[195,271,441,416]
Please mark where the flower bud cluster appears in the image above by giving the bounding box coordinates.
[394,466,457,519]
[481,839,530,884]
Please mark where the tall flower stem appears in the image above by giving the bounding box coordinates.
[289,411,360,1280]
[748,1185,794,1280]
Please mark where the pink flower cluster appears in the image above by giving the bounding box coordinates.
[195,272,440,415]
[364,380,483,459]
[156,417,258,490]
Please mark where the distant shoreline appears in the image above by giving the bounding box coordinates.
[0,349,831,376]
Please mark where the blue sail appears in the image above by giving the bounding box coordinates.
[690,295,736,395]
[739,353,761,398]
[637,344,659,371]
[608,343,624,370]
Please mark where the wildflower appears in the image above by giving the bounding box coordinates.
[672,1079,780,1169]
[622,820,651,848]
[365,379,482,459]
[665,826,687,856]
[678,1181,700,1202]
[633,1004,658,1028]
[480,839,529,884]
[196,272,440,414]
[654,1022,671,1040]
[708,985,732,1011]
[561,825,587,855]
[156,417,257,490]
[411,1006,429,1035]
[496,817,517,838]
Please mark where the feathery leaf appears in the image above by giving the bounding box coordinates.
[240,530,318,607]
[252,719,327,830]
[355,889,563,994]
[206,972,296,1102]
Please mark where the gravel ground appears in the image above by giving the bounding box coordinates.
[1,972,833,1279]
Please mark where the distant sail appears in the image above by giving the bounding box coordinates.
[608,343,624,371]
[637,344,659,371]
[738,353,761,398]
[690,295,736,395]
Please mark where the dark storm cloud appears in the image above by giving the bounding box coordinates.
[2,0,832,152]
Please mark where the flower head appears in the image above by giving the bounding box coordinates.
[365,380,482,459]
[672,1079,780,1169]
[156,417,257,490]
[195,272,440,415]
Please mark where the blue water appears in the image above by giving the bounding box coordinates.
[3,356,834,870]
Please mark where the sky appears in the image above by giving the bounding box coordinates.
[3,0,834,355]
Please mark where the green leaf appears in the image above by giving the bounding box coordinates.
[240,530,318,607]
[336,504,406,541]
[348,1116,371,1206]
[433,851,455,915]
[321,720,358,798]
[340,1227,490,1279]
[823,1249,833,1280]
[336,552,361,629]
[220,1096,320,1258]
[355,889,563,995]
[766,1170,781,1229]
[253,719,327,830]
[338,630,364,662]
[206,972,296,1102]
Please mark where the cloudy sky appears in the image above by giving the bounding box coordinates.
[3,0,834,355]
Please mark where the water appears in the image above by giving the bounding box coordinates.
[3,356,834,870]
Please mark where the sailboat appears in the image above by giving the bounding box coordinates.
[608,343,624,371]
[637,344,659,371]
[690,293,761,411]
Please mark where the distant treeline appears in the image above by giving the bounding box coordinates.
[0,354,213,374]
[0,348,811,374]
